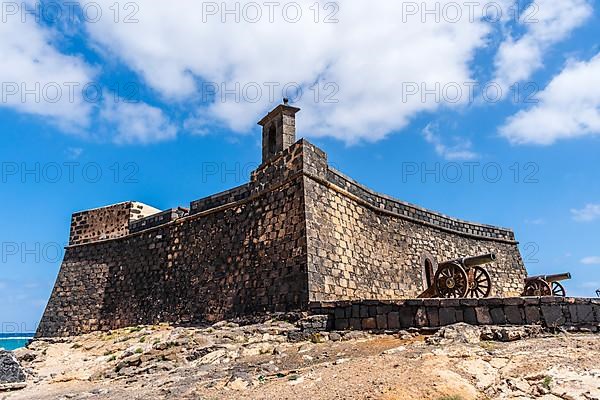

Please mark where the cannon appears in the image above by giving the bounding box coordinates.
[521,273,571,297]
[419,253,495,298]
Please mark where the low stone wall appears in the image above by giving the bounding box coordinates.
[309,297,600,332]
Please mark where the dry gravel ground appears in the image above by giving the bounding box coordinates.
[3,320,600,400]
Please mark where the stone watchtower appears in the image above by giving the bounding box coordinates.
[258,99,301,163]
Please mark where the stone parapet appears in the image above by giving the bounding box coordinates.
[190,184,251,215]
[326,168,515,243]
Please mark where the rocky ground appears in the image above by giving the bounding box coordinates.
[2,317,599,400]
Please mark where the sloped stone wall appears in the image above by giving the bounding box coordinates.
[37,144,311,338]
[302,144,526,301]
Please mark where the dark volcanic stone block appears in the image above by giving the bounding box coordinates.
[463,307,477,324]
[460,299,478,307]
[334,318,349,330]
[359,305,369,318]
[541,305,566,327]
[423,299,440,307]
[504,306,523,324]
[399,307,415,328]
[439,299,461,308]
[455,309,464,323]
[490,308,507,325]
[362,317,377,330]
[576,304,594,323]
[503,297,524,306]
[523,297,541,306]
[349,318,362,330]
[387,312,400,329]
[475,307,493,325]
[524,306,541,324]
[426,307,439,327]
[482,297,505,306]
[376,314,388,329]
[593,305,600,323]
[439,307,456,326]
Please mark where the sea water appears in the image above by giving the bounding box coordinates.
[0,333,34,351]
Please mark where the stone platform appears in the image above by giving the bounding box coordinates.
[309,297,600,332]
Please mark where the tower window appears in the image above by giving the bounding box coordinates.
[268,125,276,155]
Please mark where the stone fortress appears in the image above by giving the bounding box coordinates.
[37,102,535,338]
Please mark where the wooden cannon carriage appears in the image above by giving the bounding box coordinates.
[521,273,571,297]
[418,253,495,299]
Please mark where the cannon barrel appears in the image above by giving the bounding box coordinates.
[463,253,496,267]
[525,272,571,283]
[439,253,496,268]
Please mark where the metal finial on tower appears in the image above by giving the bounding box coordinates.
[283,97,289,105]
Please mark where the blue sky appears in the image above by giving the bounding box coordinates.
[1,0,599,331]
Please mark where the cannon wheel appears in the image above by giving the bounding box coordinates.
[551,282,566,297]
[467,266,492,298]
[523,278,552,296]
[435,262,468,298]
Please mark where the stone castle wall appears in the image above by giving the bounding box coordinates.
[37,139,527,337]
[37,144,310,337]
[301,143,526,301]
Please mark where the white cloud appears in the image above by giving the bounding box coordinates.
[0,4,96,130]
[500,53,600,144]
[493,0,592,88]
[79,0,507,143]
[100,99,178,145]
[581,257,600,265]
[571,203,600,222]
[422,123,478,160]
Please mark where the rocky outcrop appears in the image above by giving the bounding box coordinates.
[9,319,600,400]
[0,350,26,391]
